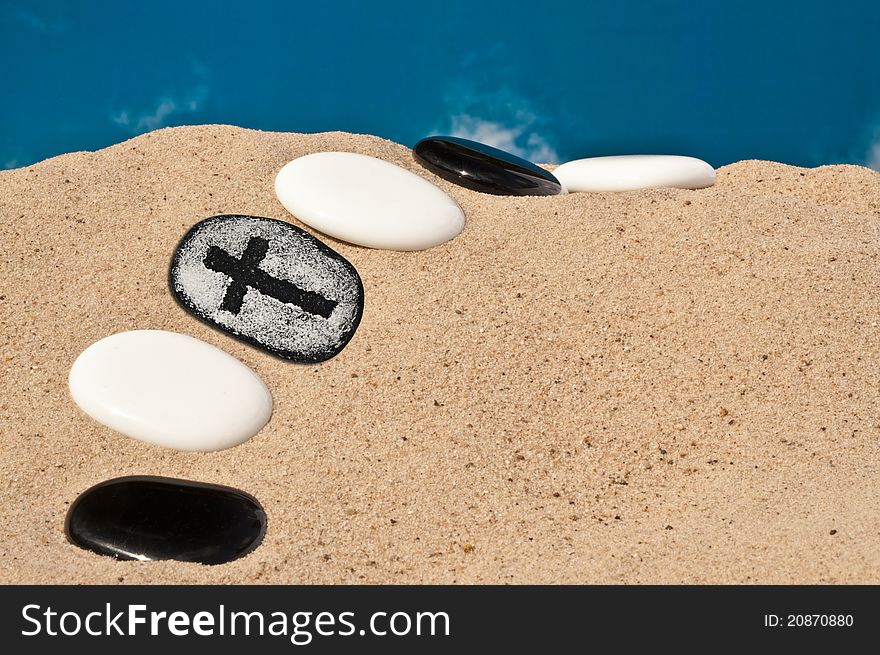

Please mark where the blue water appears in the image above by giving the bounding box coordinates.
[2,0,879,169]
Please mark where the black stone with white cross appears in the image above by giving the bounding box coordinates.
[170,215,364,363]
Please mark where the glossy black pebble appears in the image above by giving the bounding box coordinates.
[413,135,563,196]
[170,215,364,363]
[65,476,267,565]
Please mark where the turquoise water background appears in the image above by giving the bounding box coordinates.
[2,0,879,169]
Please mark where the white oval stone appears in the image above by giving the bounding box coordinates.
[69,330,272,452]
[274,152,465,251]
[552,155,716,192]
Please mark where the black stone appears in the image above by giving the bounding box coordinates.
[413,136,563,196]
[170,215,364,363]
[65,476,267,565]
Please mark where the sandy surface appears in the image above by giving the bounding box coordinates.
[1,125,878,584]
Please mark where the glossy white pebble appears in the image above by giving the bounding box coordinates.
[69,330,272,452]
[275,152,465,251]
[553,155,716,192]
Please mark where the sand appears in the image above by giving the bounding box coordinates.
[1,125,878,584]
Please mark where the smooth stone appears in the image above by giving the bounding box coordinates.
[553,155,716,192]
[170,214,364,363]
[413,135,564,196]
[69,330,272,452]
[65,476,267,564]
[274,152,465,251]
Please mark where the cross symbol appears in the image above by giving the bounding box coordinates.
[203,236,337,318]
